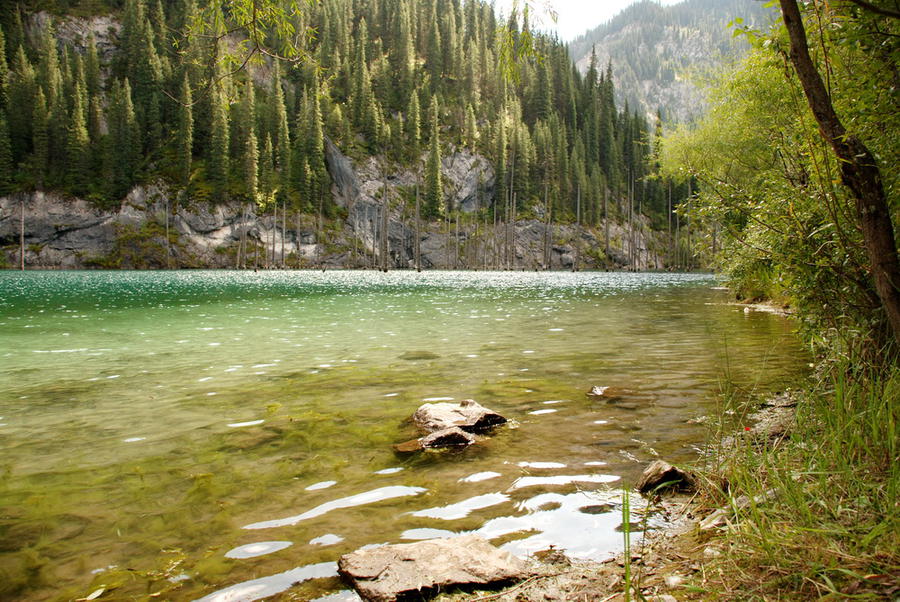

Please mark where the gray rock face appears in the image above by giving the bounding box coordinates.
[412,399,507,434]
[338,535,531,601]
[3,140,666,270]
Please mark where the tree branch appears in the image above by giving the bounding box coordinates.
[845,0,900,19]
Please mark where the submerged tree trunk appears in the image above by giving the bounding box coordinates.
[779,0,900,345]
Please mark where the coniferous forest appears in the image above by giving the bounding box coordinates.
[0,0,691,260]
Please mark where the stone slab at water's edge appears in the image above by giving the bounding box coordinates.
[338,535,532,601]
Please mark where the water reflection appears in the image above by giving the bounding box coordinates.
[0,270,809,601]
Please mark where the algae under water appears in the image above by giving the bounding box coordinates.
[0,270,808,600]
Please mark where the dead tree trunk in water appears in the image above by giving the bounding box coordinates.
[19,195,25,271]
[780,0,900,345]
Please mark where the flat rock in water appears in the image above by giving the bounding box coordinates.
[338,535,531,601]
[392,427,476,453]
[412,399,507,434]
[636,460,696,494]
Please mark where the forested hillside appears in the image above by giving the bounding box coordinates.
[0,0,692,263]
[569,0,777,122]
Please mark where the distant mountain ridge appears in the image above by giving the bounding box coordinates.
[569,0,777,122]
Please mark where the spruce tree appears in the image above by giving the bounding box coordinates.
[406,91,420,158]
[244,130,258,202]
[66,82,90,195]
[9,46,35,164]
[425,95,443,218]
[0,113,13,195]
[31,88,48,189]
[107,79,140,198]
[208,83,230,201]
[270,65,291,202]
[177,74,193,187]
[0,26,8,114]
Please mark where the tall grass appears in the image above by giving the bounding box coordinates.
[703,357,900,598]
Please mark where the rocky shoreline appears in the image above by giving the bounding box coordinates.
[418,394,800,602]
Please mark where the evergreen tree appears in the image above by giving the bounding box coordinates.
[9,45,35,164]
[425,95,443,218]
[107,79,141,198]
[84,33,101,99]
[0,113,13,195]
[66,82,90,194]
[31,88,48,188]
[0,26,8,114]
[208,83,230,201]
[244,130,258,201]
[271,64,291,202]
[177,74,193,187]
[259,133,274,199]
[406,91,421,157]
[464,103,477,150]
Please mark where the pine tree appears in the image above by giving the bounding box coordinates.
[208,83,230,201]
[271,65,291,202]
[85,33,101,99]
[0,112,13,195]
[259,133,274,199]
[9,46,35,164]
[406,91,421,157]
[0,26,9,114]
[31,88,48,189]
[107,79,141,198]
[177,73,193,187]
[425,95,443,218]
[244,130,258,202]
[66,82,90,194]
[465,103,477,150]
[494,114,507,212]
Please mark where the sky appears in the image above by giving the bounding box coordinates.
[494,0,686,42]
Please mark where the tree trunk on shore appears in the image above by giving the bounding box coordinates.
[779,0,900,345]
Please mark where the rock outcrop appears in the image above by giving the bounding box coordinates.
[338,535,531,601]
[2,140,669,271]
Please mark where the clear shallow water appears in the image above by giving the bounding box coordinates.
[0,270,808,601]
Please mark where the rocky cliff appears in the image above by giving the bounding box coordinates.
[0,142,668,271]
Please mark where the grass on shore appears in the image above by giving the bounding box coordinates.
[695,358,899,599]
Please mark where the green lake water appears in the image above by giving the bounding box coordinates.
[0,270,808,601]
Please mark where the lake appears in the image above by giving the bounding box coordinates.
[0,270,808,601]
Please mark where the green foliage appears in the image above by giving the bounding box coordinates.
[3,0,684,230]
[663,1,899,352]
[424,95,442,219]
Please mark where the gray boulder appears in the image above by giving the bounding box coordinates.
[393,427,476,453]
[338,535,531,601]
[412,399,507,434]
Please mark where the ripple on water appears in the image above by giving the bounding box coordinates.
[309,533,344,546]
[243,486,427,530]
[195,561,337,602]
[459,471,502,483]
[517,461,567,470]
[373,467,404,475]
[411,493,510,521]
[227,420,264,428]
[225,541,293,559]
[508,474,620,491]
[528,409,557,416]
[305,481,337,491]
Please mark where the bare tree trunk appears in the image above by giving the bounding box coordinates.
[604,187,609,267]
[780,0,900,344]
[19,195,25,271]
[165,197,171,269]
[415,179,421,272]
[281,200,286,268]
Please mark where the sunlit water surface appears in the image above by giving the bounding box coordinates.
[0,270,808,601]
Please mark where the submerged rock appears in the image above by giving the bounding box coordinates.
[392,427,476,453]
[587,386,625,401]
[412,399,507,434]
[338,534,531,601]
[636,460,696,495]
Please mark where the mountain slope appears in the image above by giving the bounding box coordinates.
[569,0,777,122]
